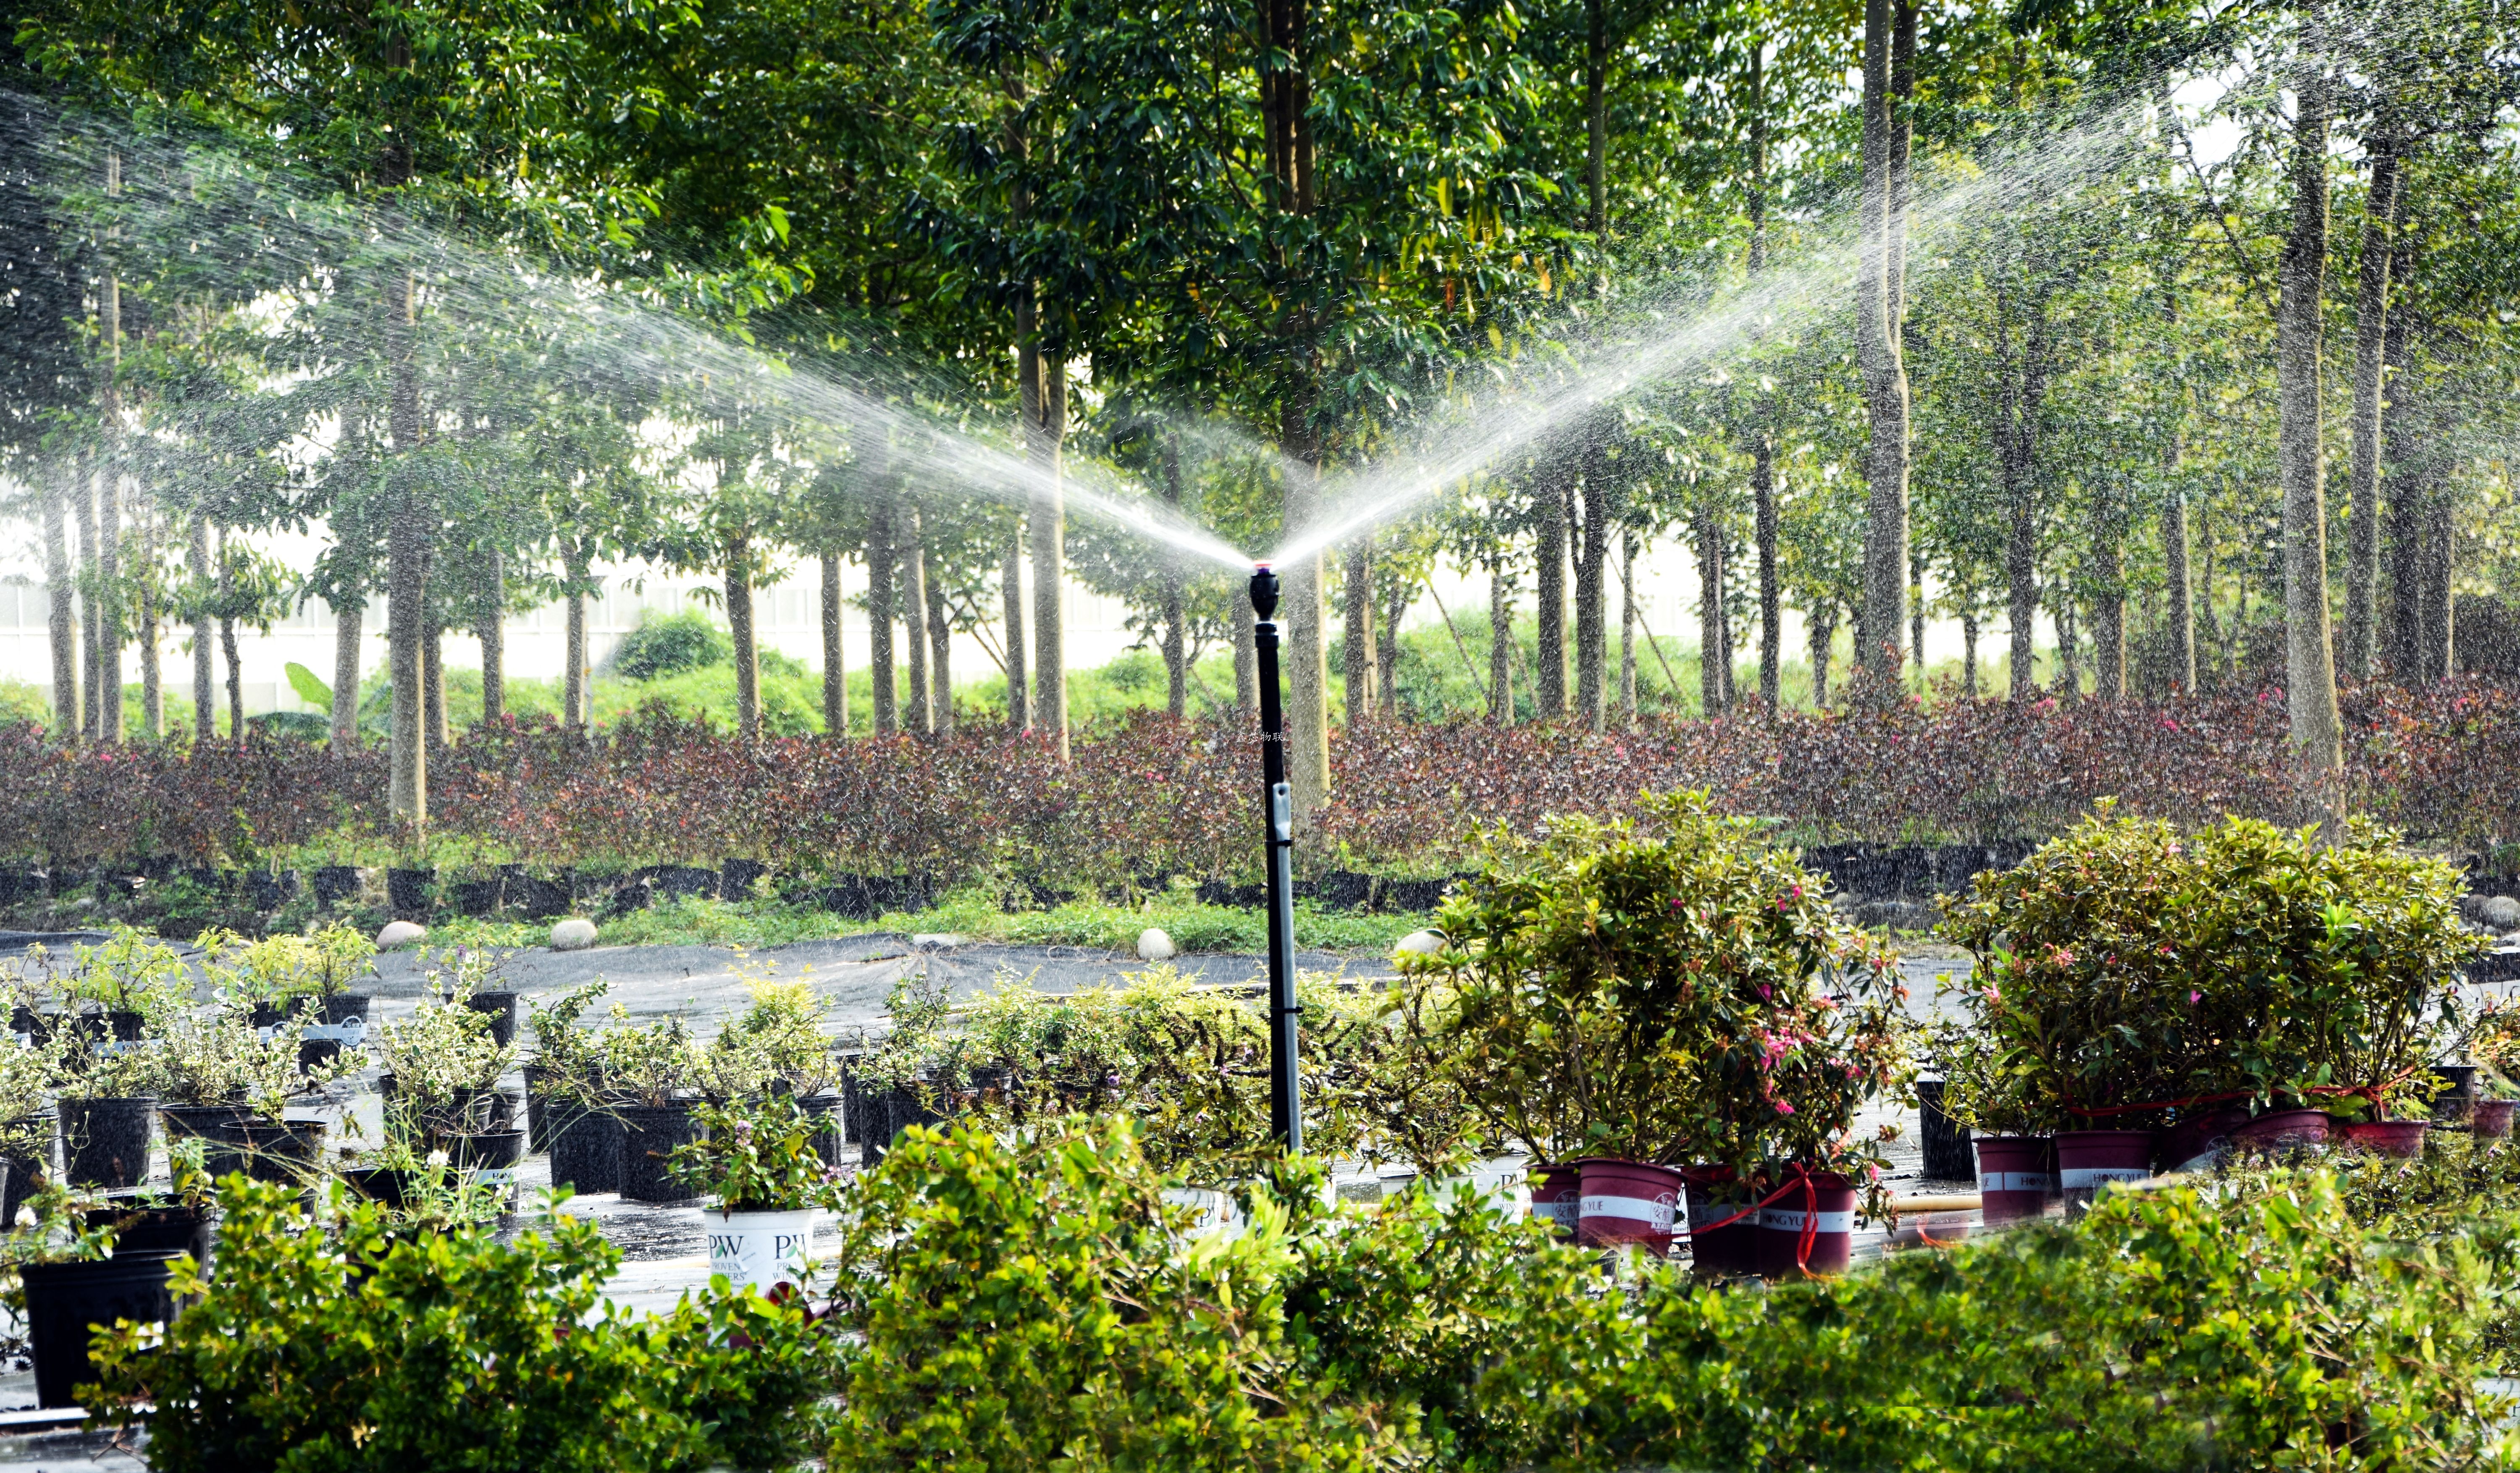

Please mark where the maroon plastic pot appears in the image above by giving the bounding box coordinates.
[2341,1120,2428,1158]
[1575,1158,1683,1257]
[1527,1163,1580,1240]
[2475,1101,2515,1140]
[2055,1130,2154,1212]
[1756,1170,1856,1278]
[2155,1105,2251,1172]
[2231,1109,2331,1153]
[1972,1136,2056,1225]
[1683,1167,1757,1277]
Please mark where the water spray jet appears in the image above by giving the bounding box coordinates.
[1249,563,1302,1153]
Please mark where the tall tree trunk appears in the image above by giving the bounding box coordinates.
[2421,485,2453,679]
[564,547,591,746]
[2342,130,2400,684]
[478,545,505,728]
[2163,479,2195,695]
[1161,439,1188,718]
[98,478,121,746]
[44,473,76,743]
[333,597,363,756]
[1618,533,1638,725]
[1029,370,1069,759]
[423,618,446,757]
[385,263,427,828]
[725,535,761,743]
[927,564,955,736]
[1002,520,1029,729]
[901,511,931,736]
[1888,2,1914,326]
[1535,485,1568,717]
[1748,50,1782,712]
[1378,574,1406,717]
[1344,540,1376,725]
[1996,288,2034,699]
[189,517,213,746]
[2091,477,2128,698]
[2276,26,2344,807]
[1266,0,1328,816]
[137,508,161,739]
[1574,456,1612,729]
[2053,596,2080,697]
[1488,563,1514,725]
[1856,0,1912,684]
[1809,601,1837,708]
[2381,267,2421,676]
[1908,547,1925,684]
[867,508,898,736]
[218,532,242,746]
[821,553,847,736]
[1962,612,1979,697]
[79,472,99,740]
[1697,504,1727,716]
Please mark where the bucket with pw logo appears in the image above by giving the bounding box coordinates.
[706,1208,818,1295]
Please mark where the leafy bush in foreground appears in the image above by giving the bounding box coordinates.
[837,1119,2513,1473]
[87,1178,835,1473]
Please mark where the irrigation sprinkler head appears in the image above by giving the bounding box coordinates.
[1250,564,1281,621]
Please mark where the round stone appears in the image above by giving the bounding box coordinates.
[2481,895,2520,932]
[375,920,427,951]
[549,917,598,952]
[1137,927,1177,962]
[909,933,967,952]
[1392,929,1447,957]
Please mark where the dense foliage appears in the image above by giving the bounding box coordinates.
[8,676,2520,881]
[1941,808,2485,1132]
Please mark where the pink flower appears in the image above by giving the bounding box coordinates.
[1774,1102,1796,1115]
[2189,990,2201,1005]
[1756,983,1772,1001]
[1982,986,2002,1004]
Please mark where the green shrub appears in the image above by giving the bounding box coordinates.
[827,1118,1419,1471]
[87,1177,835,1473]
[1407,790,1906,1175]
[610,608,734,681]
[1940,807,2485,1131]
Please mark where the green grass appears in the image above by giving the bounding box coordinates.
[424,886,1433,955]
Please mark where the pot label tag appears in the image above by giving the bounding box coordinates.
[1580,1194,1675,1231]
[471,1169,516,1188]
[1979,1171,2053,1193]
[303,1020,368,1045]
[1760,1208,1855,1234]
[2059,1166,2149,1190]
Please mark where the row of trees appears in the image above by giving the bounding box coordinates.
[2,0,2515,831]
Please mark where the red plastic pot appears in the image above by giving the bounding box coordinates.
[2341,1120,2428,1158]
[1972,1136,2055,1225]
[1575,1158,1683,1257]
[2476,1101,2515,1140]
[2231,1109,2331,1152]
[1683,1167,1757,1277]
[1527,1163,1580,1240]
[2155,1105,2251,1172]
[2055,1130,2154,1211]
[1757,1170,1855,1277]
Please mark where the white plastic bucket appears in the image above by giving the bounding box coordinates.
[705,1208,817,1294]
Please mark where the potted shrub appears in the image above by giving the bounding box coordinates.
[372,999,515,1152]
[6,1180,184,1410]
[154,1007,304,1143]
[1930,1018,2061,1224]
[58,927,190,1048]
[669,1097,837,1295]
[1943,807,2483,1188]
[527,982,617,1191]
[54,1038,165,1191]
[430,946,524,1048]
[0,1028,67,1229]
[196,1016,347,1186]
[702,978,845,1157]
[1404,790,1907,1274]
[597,1010,703,1203]
[85,1137,218,1262]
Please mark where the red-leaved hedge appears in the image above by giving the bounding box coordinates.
[3,679,2515,882]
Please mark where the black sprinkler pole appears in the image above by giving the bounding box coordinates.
[1250,565,1303,1154]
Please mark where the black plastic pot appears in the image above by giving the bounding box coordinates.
[161,1101,252,1142]
[2,1114,50,1229]
[208,1119,327,1185]
[10,1006,52,1046]
[863,1082,947,1169]
[386,866,435,917]
[21,1251,181,1408]
[312,864,361,908]
[546,1100,622,1195]
[85,1199,212,1261]
[105,1011,144,1044]
[798,1091,843,1166]
[443,1129,526,1174]
[339,1165,417,1210]
[522,1064,550,1151]
[248,1003,288,1032]
[462,991,520,1048]
[2428,1064,2480,1124]
[1916,1079,1975,1181]
[60,1096,156,1190]
[618,1103,701,1203]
